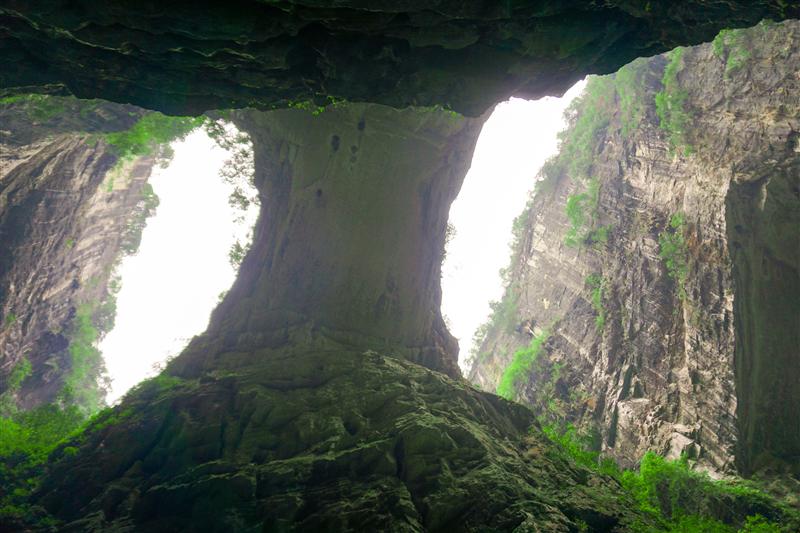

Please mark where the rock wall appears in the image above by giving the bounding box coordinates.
[469,20,799,477]
[0,96,155,412]
[2,2,797,116]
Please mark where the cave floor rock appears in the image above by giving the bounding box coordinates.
[35,339,649,532]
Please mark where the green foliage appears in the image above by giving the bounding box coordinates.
[104,112,205,161]
[62,304,106,414]
[540,422,619,476]
[5,359,32,392]
[496,330,550,400]
[564,178,601,247]
[712,28,752,75]
[0,404,86,527]
[121,183,159,256]
[228,239,248,269]
[547,76,616,183]
[538,427,795,532]
[655,48,693,156]
[614,58,649,137]
[620,453,794,532]
[658,212,689,300]
[585,274,606,331]
[3,313,16,327]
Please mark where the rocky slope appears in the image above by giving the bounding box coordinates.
[469,20,799,481]
[2,2,797,116]
[0,96,156,414]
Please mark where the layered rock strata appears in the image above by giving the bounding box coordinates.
[469,20,800,477]
[0,97,154,411]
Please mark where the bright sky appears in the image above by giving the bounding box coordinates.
[101,84,586,401]
[101,129,258,403]
[441,81,586,370]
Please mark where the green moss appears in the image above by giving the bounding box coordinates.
[658,212,689,300]
[496,330,550,400]
[0,94,68,122]
[104,112,205,164]
[712,28,752,75]
[655,48,693,156]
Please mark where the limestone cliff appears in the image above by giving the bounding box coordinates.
[2,2,797,116]
[469,20,799,481]
[0,96,156,413]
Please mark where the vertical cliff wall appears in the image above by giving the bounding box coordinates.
[0,95,156,413]
[469,20,799,477]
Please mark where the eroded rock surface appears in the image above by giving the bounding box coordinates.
[36,342,649,532]
[0,97,154,411]
[469,20,799,478]
[2,2,797,115]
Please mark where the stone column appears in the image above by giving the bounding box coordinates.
[177,104,485,378]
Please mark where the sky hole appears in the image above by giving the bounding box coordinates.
[441,80,586,371]
[101,126,258,403]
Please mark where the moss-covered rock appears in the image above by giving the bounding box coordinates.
[34,343,652,531]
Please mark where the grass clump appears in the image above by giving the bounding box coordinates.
[658,212,689,300]
[537,426,797,532]
[655,47,693,156]
[496,330,550,401]
[564,178,603,248]
[585,274,607,331]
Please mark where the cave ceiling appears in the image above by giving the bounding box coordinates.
[1,1,797,115]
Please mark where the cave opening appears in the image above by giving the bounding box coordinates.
[441,81,586,371]
[100,126,259,403]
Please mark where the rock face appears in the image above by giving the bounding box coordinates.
[2,2,797,116]
[27,104,654,531]
[0,96,154,412]
[469,20,799,477]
